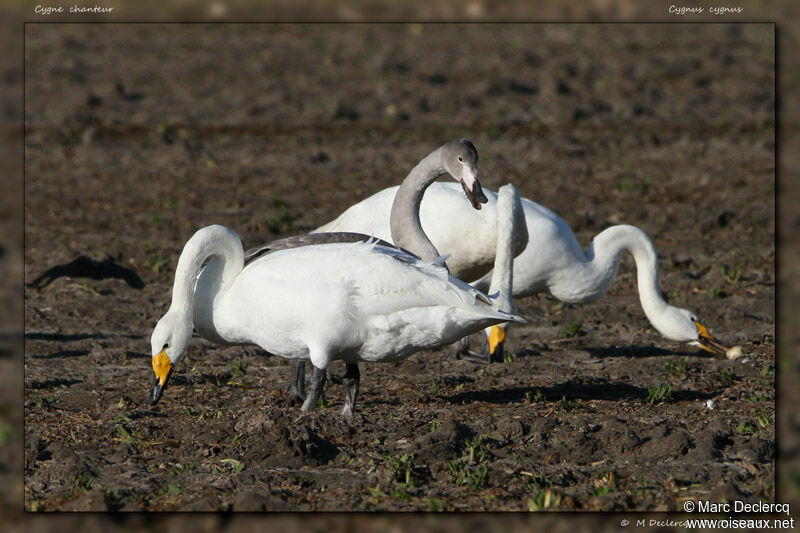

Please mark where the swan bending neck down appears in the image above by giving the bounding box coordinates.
[571,224,730,353]
[472,215,731,355]
[583,226,683,338]
[149,224,524,415]
[482,183,520,361]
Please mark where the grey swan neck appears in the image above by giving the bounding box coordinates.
[389,146,446,265]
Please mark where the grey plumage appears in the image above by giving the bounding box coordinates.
[244,232,415,266]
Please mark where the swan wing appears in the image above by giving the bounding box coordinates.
[224,241,523,363]
[350,242,525,360]
[240,241,519,323]
[243,232,402,265]
[351,243,523,324]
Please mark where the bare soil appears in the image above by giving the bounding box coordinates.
[24,23,774,511]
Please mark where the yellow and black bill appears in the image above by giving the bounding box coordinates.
[693,320,731,356]
[149,348,173,404]
[488,325,507,363]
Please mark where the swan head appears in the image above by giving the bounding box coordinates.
[487,324,507,362]
[656,306,731,355]
[148,309,193,404]
[442,139,487,210]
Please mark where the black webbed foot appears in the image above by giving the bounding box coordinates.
[301,365,327,412]
[341,363,360,416]
[453,334,492,364]
[286,360,307,406]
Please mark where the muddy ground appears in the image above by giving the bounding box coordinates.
[23,24,774,511]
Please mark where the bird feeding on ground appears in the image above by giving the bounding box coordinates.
[148,224,524,415]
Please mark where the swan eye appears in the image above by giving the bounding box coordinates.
[162,343,169,350]
[458,156,463,163]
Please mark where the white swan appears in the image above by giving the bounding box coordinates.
[315,182,731,355]
[149,224,524,415]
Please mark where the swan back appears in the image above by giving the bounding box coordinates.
[243,232,402,265]
[222,240,523,362]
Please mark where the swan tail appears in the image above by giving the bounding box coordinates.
[501,312,527,325]
[471,305,526,326]
[478,287,523,324]
[446,277,526,326]
[435,253,451,267]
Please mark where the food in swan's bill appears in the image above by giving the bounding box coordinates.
[725,345,744,360]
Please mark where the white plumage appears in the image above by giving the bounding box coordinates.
[149,224,524,413]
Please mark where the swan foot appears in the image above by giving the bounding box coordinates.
[453,334,493,364]
[301,365,327,412]
[287,360,307,406]
[460,351,492,364]
[287,390,305,406]
[341,363,360,416]
[453,336,471,359]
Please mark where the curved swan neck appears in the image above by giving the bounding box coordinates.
[390,146,446,263]
[488,184,519,313]
[170,225,244,313]
[589,224,667,320]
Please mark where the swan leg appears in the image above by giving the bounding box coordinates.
[453,336,472,359]
[287,360,306,406]
[341,363,360,416]
[301,365,327,412]
[453,333,492,364]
